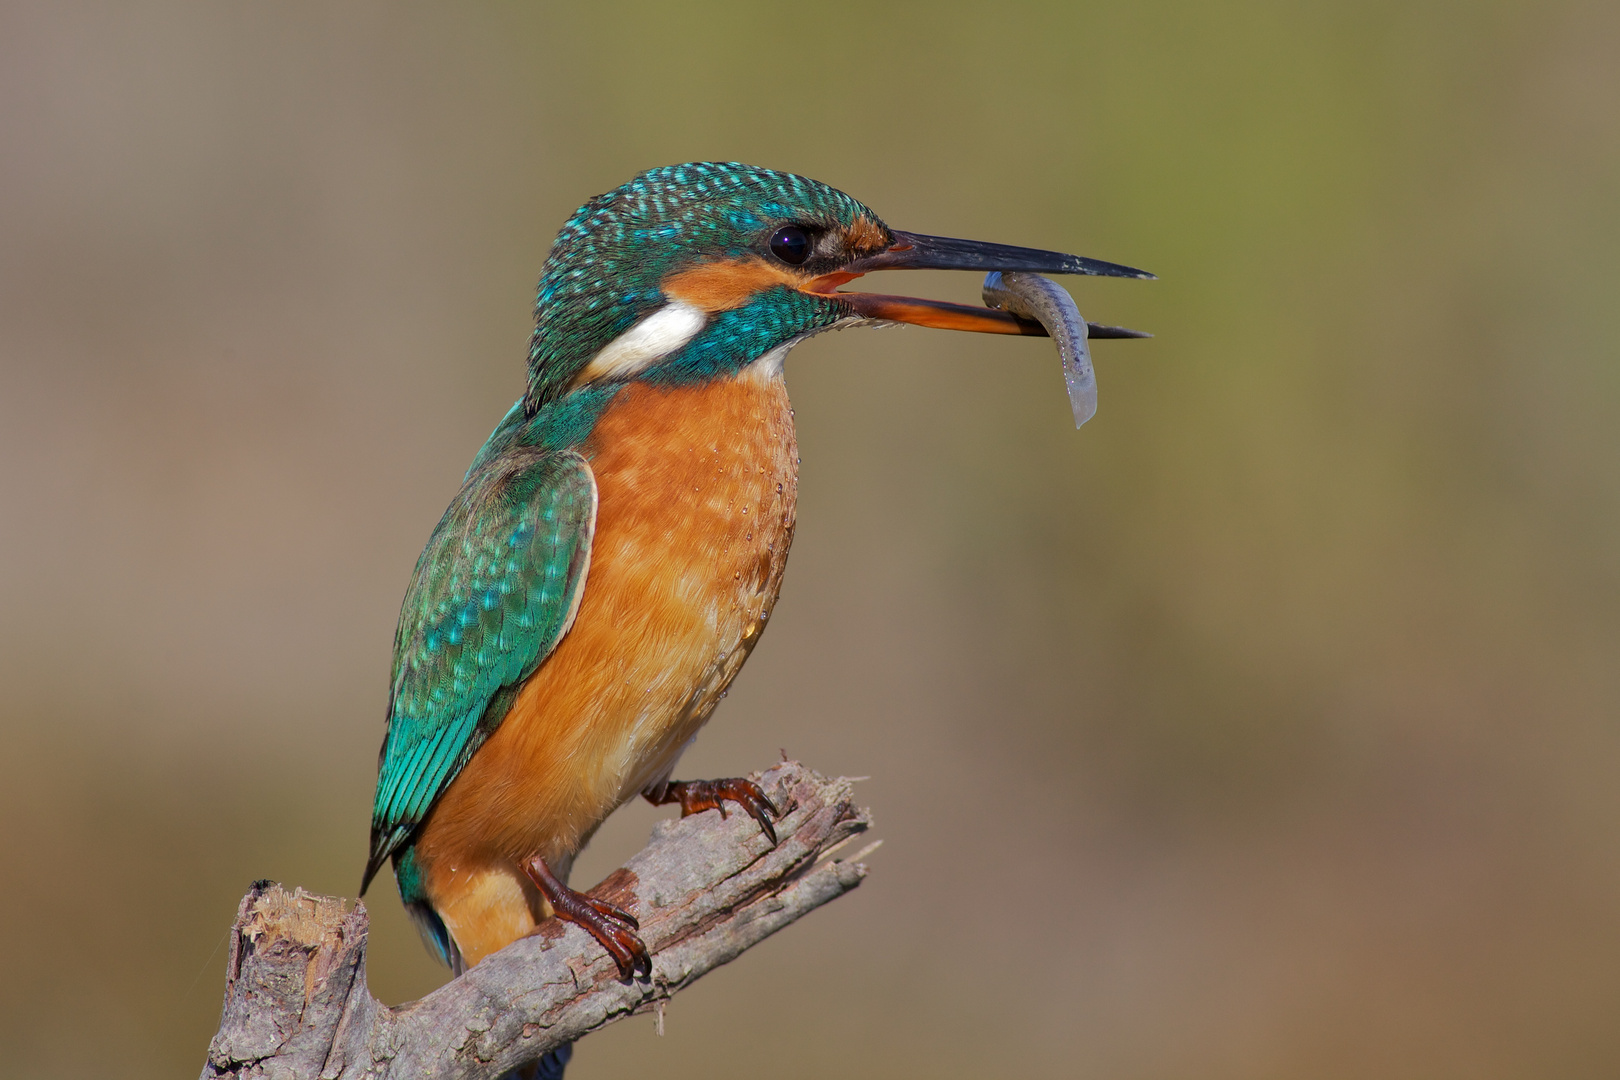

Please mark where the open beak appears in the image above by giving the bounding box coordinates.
[804,229,1154,338]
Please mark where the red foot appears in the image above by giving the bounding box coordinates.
[645,777,779,845]
[523,854,649,979]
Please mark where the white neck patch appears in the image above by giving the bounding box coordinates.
[741,316,862,384]
[576,301,707,385]
[741,338,795,384]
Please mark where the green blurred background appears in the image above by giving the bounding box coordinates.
[2,2,1618,1077]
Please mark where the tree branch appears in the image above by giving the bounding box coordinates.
[201,761,873,1079]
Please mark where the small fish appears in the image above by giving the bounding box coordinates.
[982,271,1150,429]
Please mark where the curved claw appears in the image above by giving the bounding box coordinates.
[647,777,779,846]
[731,784,780,845]
[591,916,650,980]
[523,854,650,980]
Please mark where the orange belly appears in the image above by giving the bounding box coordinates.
[411,367,798,966]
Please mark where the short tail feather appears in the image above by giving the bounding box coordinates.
[501,1041,573,1080]
[537,1043,573,1080]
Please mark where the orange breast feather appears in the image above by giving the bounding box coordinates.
[411,369,797,965]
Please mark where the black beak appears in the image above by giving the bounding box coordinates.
[803,230,1153,337]
[843,230,1155,280]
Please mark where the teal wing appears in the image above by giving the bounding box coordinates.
[363,448,597,892]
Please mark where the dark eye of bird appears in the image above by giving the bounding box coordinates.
[768,226,812,265]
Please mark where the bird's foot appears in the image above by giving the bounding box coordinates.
[645,777,778,845]
[522,854,649,979]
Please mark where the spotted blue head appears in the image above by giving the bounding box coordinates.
[523,162,1151,417]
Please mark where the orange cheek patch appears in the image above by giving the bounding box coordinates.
[843,216,890,256]
[662,258,803,312]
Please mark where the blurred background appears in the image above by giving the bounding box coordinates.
[2,2,1618,1077]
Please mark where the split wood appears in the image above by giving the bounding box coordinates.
[201,761,873,1079]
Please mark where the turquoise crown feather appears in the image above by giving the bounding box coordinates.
[524,162,886,411]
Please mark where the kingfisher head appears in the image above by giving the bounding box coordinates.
[523,162,1150,415]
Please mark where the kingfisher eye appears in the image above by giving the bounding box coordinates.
[768,225,813,265]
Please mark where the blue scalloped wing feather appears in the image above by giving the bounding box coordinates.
[365,449,596,888]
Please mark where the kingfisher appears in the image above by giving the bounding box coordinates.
[361,163,1150,984]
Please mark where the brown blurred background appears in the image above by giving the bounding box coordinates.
[2,2,1618,1077]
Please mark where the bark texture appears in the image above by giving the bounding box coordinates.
[202,761,872,1079]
